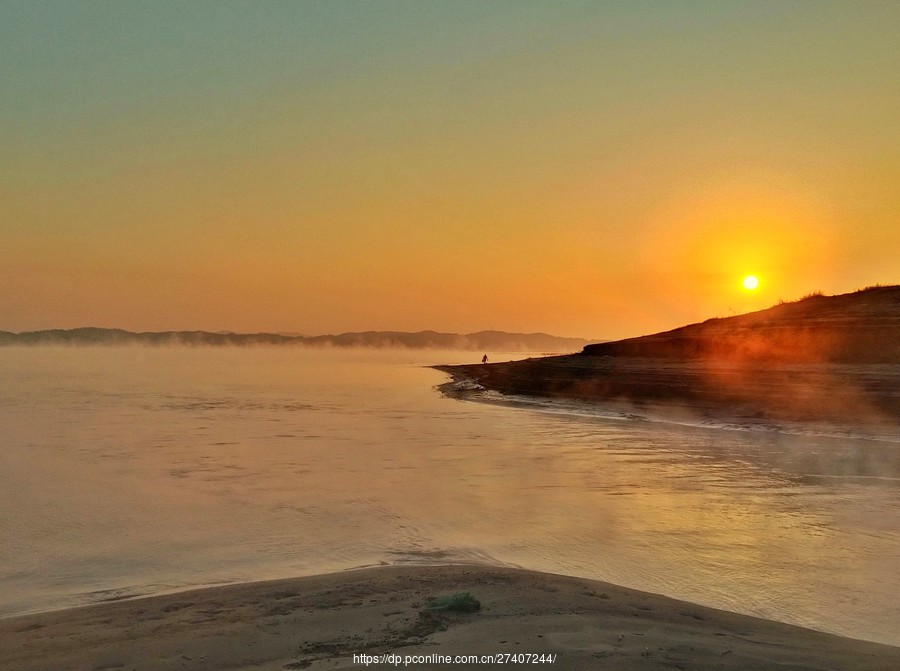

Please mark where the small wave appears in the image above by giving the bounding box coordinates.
[448,379,485,392]
[383,546,512,568]
[153,397,315,413]
[89,586,151,603]
[800,473,900,484]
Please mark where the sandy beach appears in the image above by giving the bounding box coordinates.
[3,565,899,670]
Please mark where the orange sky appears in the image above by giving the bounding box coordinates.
[2,3,898,339]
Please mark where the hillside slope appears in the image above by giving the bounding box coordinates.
[583,286,900,364]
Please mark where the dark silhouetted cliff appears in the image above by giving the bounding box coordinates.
[437,286,900,428]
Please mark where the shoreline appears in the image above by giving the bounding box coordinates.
[437,375,900,445]
[3,565,899,670]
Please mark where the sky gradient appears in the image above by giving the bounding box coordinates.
[3,1,898,339]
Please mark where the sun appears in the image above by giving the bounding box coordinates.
[742,275,759,290]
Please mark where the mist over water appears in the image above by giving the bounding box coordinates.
[1,347,898,645]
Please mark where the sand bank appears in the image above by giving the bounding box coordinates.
[3,565,898,670]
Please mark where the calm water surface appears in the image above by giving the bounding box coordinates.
[1,347,898,645]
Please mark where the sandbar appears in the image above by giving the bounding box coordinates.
[3,565,899,670]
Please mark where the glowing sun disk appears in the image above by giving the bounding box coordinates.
[743,275,759,290]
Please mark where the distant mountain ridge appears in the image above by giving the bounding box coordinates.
[0,327,592,352]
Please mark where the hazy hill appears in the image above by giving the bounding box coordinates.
[0,328,590,352]
[437,286,900,428]
[583,285,900,364]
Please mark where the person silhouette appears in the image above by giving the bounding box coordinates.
[481,354,488,364]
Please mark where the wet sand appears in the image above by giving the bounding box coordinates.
[3,565,899,670]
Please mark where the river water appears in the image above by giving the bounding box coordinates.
[1,346,897,645]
